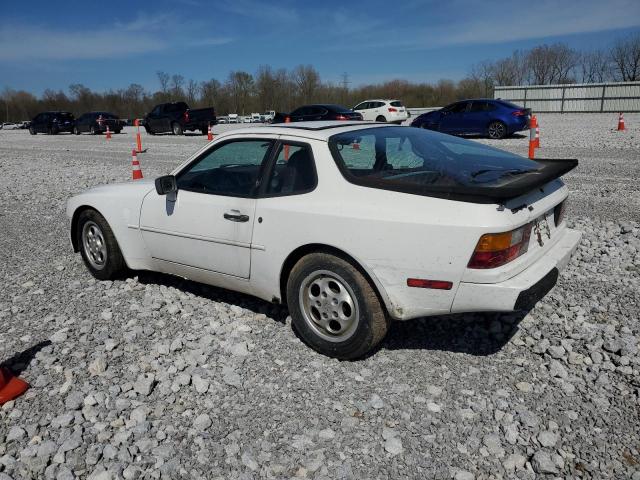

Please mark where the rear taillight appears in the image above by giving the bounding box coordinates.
[388,107,398,112]
[336,115,348,120]
[468,223,532,269]
[554,201,566,226]
[512,110,525,116]
[184,111,189,122]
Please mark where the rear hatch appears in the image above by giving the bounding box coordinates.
[389,100,407,116]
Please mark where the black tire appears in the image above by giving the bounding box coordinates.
[286,253,389,360]
[29,126,36,135]
[145,125,155,135]
[77,209,126,281]
[201,127,207,135]
[90,125,97,135]
[376,115,387,122]
[487,121,507,139]
[172,122,183,135]
[73,126,80,135]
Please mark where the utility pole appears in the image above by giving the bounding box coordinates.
[340,72,350,104]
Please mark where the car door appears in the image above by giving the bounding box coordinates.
[353,102,370,121]
[34,113,46,133]
[147,106,163,132]
[139,138,275,279]
[289,107,307,122]
[438,101,469,133]
[466,101,492,134]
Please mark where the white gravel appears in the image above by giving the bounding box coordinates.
[1,114,639,479]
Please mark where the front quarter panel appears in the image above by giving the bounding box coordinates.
[66,181,156,270]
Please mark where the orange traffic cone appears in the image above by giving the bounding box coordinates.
[530,115,540,148]
[617,113,625,131]
[132,149,143,180]
[135,119,145,153]
[207,123,213,141]
[0,367,29,405]
[106,125,112,140]
[528,121,536,159]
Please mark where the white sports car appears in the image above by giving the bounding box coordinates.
[67,121,581,359]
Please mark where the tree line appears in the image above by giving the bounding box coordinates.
[1,34,639,122]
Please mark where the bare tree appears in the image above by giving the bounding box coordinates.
[526,45,556,84]
[200,78,221,106]
[226,71,254,114]
[549,43,578,83]
[292,65,321,104]
[186,79,198,105]
[170,74,185,100]
[470,60,495,96]
[611,33,640,81]
[580,50,611,83]
[156,71,170,93]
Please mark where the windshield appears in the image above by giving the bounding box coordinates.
[329,126,541,193]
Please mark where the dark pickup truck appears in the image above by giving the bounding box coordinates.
[144,102,216,135]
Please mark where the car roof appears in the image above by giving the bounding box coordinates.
[360,99,399,102]
[215,121,390,141]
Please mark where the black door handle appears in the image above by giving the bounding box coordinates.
[224,213,250,222]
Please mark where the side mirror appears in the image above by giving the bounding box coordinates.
[155,175,177,195]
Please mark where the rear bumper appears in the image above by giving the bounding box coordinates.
[451,228,581,313]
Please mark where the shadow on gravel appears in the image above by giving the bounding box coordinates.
[379,310,528,356]
[136,271,289,323]
[1,340,52,376]
[136,271,529,358]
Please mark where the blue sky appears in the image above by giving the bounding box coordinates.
[1,0,639,95]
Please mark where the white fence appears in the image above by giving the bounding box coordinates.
[494,81,640,113]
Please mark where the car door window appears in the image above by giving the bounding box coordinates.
[177,140,273,197]
[151,106,161,116]
[265,142,317,196]
[448,102,468,113]
[354,102,368,110]
[470,101,490,112]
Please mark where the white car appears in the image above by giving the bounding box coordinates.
[353,99,409,124]
[227,114,239,124]
[67,122,581,359]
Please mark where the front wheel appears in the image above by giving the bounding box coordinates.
[487,121,507,139]
[73,126,80,135]
[287,253,389,360]
[172,122,183,135]
[77,209,126,280]
[29,126,36,135]
[90,125,97,135]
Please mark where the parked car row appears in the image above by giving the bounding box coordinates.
[1,121,31,130]
[23,98,531,139]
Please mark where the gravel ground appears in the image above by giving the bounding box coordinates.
[1,114,639,480]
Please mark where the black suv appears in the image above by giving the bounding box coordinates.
[29,112,75,135]
[74,112,123,135]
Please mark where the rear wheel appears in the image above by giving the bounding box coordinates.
[77,209,126,280]
[286,253,389,360]
[172,122,183,135]
[487,121,507,139]
[90,125,96,135]
[29,126,36,135]
[73,126,80,135]
[145,125,155,135]
[376,115,387,122]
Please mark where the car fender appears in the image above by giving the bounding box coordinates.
[66,180,156,270]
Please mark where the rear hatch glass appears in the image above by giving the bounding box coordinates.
[329,126,576,202]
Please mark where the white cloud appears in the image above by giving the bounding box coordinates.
[322,0,640,51]
[0,15,233,61]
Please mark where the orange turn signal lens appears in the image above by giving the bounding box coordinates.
[475,231,513,252]
[468,223,532,269]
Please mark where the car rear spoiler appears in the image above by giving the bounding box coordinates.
[357,159,579,204]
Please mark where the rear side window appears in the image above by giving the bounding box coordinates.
[390,101,404,107]
[265,142,317,196]
[469,101,495,112]
[329,126,541,195]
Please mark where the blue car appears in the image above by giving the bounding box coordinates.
[411,99,530,139]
